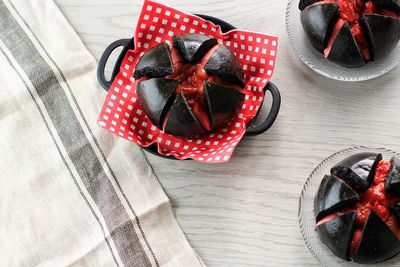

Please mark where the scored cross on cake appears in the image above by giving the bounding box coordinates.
[314,152,400,263]
[299,0,400,67]
[134,33,245,139]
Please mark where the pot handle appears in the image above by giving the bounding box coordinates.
[245,81,281,136]
[97,38,132,91]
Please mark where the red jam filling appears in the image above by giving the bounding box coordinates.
[167,45,222,131]
[167,45,243,131]
[313,0,400,61]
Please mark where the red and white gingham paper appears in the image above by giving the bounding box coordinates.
[98,0,278,163]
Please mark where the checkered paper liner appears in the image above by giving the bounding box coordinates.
[98,0,278,163]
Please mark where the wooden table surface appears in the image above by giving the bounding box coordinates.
[54,0,400,266]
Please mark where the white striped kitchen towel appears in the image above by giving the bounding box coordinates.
[0,0,204,266]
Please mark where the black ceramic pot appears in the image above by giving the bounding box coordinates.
[97,14,281,159]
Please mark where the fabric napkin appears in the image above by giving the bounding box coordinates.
[0,0,203,266]
[98,0,278,163]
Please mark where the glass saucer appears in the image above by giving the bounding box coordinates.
[286,0,400,81]
[299,146,400,266]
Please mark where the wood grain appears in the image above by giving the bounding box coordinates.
[54,0,400,266]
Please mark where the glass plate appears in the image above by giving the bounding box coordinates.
[286,0,400,81]
[299,146,400,266]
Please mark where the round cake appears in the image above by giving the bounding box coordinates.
[134,34,245,139]
[299,0,400,68]
[314,152,400,263]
